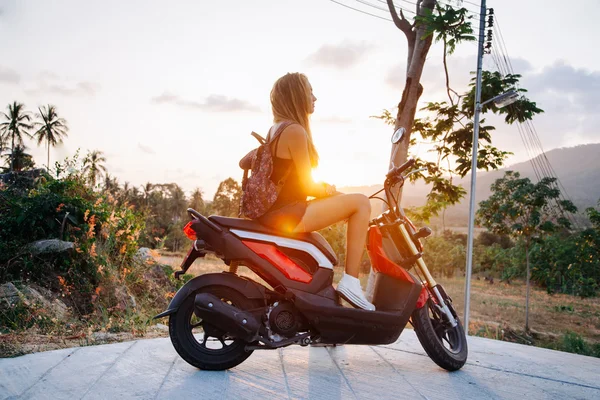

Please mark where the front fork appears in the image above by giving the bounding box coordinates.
[398,224,458,328]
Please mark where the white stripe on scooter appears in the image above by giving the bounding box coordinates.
[229,229,334,270]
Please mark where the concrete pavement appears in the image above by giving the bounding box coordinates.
[1,330,599,399]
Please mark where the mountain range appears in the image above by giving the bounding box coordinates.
[339,143,600,227]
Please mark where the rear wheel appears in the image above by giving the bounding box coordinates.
[412,297,468,371]
[168,285,263,371]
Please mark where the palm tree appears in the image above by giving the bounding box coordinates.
[102,173,119,195]
[34,105,69,170]
[0,102,33,172]
[2,144,35,172]
[142,182,154,207]
[189,187,205,214]
[169,184,187,222]
[82,150,107,187]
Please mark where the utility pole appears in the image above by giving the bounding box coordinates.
[463,0,487,335]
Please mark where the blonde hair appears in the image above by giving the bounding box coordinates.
[270,72,319,167]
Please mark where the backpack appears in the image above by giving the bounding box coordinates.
[238,121,294,219]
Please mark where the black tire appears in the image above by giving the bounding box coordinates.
[412,298,468,371]
[168,285,263,371]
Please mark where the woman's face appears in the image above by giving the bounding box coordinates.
[308,82,317,114]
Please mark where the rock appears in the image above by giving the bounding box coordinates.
[91,331,134,343]
[19,286,70,319]
[0,283,21,307]
[114,286,136,310]
[19,286,47,307]
[29,239,74,255]
[0,283,70,320]
[150,323,169,332]
[143,265,172,289]
[135,247,159,263]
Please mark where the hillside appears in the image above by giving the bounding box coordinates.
[339,143,600,226]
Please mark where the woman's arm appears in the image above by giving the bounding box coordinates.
[285,124,335,198]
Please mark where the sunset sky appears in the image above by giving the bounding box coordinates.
[1,0,599,198]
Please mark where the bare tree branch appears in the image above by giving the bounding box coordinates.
[386,0,414,40]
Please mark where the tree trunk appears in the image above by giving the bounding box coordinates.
[10,134,15,172]
[366,0,436,301]
[525,239,531,332]
[47,140,50,171]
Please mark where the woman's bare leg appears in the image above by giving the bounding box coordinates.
[294,194,371,278]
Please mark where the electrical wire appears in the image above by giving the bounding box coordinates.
[364,0,417,15]
[328,0,393,21]
[488,14,579,228]
[357,0,414,15]
[374,0,481,17]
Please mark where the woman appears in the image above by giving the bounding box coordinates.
[257,72,375,311]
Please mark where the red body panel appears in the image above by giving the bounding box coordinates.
[416,287,429,308]
[367,226,415,283]
[242,241,313,284]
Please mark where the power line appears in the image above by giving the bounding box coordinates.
[374,0,481,16]
[369,0,417,15]
[328,0,393,21]
[357,0,415,15]
[488,27,572,223]
[462,0,482,8]
[489,14,579,228]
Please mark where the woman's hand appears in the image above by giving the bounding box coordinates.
[325,183,337,196]
[319,182,337,197]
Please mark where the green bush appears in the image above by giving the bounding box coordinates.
[530,231,599,297]
[560,331,600,357]
[0,157,158,328]
[422,235,465,277]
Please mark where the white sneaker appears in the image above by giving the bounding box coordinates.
[336,274,376,311]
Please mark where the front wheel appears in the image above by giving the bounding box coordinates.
[168,285,263,371]
[411,298,468,371]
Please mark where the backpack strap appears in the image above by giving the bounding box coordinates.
[267,121,294,158]
[251,131,266,145]
[267,121,294,144]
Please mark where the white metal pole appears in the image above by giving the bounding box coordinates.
[463,0,487,335]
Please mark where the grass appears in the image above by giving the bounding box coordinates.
[437,275,600,344]
[162,252,600,356]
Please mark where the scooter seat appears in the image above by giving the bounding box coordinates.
[208,215,338,265]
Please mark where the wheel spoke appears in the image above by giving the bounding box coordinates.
[199,332,209,348]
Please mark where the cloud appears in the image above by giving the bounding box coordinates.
[385,62,407,88]
[138,143,155,155]
[151,92,260,112]
[25,72,99,96]
[306,41,375,69]
[525,60,600,114]
[0,66,20,84]
[513,60,600,149]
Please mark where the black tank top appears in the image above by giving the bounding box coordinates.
[268,123,308,210]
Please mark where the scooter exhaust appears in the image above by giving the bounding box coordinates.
[194,293,261,342]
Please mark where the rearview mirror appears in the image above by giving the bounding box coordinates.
[391,127,405,144]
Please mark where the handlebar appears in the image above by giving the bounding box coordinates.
[386,158,415,180]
